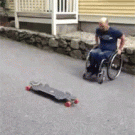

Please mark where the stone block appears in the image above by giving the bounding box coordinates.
[70,50,82,59]
[43,46,53,51]
[0,26,5,33]
[125,47,135,55]
[129,55,135,64]
[49,38,59,47]
[41,39,48,46]
[121,54,129,63]
[79,41,86,50]
[39,33,54,39]
[122,64,135,75]
[58,38,68,48]
[70,39,80,49]
[56,48,67,55]
[37,43,43,49]
[35,36,42,43]
[66,47,71,52]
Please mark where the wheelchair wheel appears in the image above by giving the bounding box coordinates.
[107,53,123,80]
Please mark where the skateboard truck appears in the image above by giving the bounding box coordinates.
[25,81,79,107]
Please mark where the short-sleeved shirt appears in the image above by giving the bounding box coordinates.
[96,27,123,51]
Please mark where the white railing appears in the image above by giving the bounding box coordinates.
[16,0,77,14]
[57,0,77,13]
[17,0,52,13]
[15,0,78,35]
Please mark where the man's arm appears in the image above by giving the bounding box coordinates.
[95,35,99,45]
[118,34,125,54]
[93,35,99,48]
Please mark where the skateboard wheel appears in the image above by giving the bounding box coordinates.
[74,99,79,104]
[65,101,71,107]
[25,86,31,91]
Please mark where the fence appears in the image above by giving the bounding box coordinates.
[14,0,78,35]
[16,0,77,13]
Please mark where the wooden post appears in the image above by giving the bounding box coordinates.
[76,0,78,22]
[52,0,57,35]
[15,0,19,29]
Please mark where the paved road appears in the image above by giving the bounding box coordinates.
[0,37,135,135]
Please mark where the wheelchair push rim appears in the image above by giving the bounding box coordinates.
[107,53,123,80]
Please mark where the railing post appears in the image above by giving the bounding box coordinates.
[66,0,68,12]
[52,0,57,35]
[14,0,19,29]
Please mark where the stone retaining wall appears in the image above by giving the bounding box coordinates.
[0,26,135,75]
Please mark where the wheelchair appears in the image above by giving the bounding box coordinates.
[83,47,123,84]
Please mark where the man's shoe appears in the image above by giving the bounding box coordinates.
[83,72,93,79]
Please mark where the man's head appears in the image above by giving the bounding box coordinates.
[99,17,109,31]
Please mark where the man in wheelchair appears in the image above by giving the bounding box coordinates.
[84,17,125,83]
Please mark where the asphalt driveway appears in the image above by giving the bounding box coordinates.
[0,37,135,135]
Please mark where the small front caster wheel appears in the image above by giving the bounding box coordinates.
[97,71,105,84]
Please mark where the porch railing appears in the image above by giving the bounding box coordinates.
[16,0,77,14]
[15,0,78,35]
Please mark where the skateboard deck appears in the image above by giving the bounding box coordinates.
[25,81,79,107]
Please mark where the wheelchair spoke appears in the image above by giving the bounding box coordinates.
[107,54,122,80]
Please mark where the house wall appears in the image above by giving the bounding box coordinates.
[78,0,135,36]
[79,22,135,36]
[20,22,52,34]
[7,0,135,17]
[6,0,135,36]
[79,0,135,16]
[57,24,78,34]
[19,22,78,35]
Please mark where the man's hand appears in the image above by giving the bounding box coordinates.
[118,34,125,55]
[117,49,122,55]
[94,35,99,49]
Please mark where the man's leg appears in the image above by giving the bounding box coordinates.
[95,50,114,73]
[87,48,102,73]
[97,50,114,63]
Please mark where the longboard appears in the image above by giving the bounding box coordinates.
[25,81,79,107]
